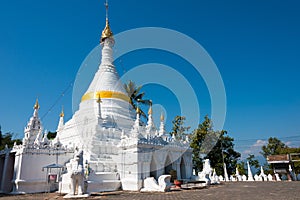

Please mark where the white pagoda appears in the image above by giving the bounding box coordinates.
[0,3,192,193]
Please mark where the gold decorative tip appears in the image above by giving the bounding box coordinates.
[101,19,113,42]
[100,0,113,42]
[136,107,141,114]
[96,93,102,103]
[60,106,64,117]
[34,99,40,110]
[160,113,164,121]
[148,106,153,115]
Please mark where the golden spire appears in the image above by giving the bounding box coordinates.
[96,93,102,103]
[33,98,40,110]
[136,106,141,114]
[160,112,164,121]
[60,106,64,117]
[148,105,153,115]
[100,0,113,42]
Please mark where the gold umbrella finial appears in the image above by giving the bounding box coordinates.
[100,0,113,42]
[136,106,141,114]
[148,105,153,115]
[96,93,102,103]
[160,112,165,121]
[34,98,40,110]
[60,106,64,117]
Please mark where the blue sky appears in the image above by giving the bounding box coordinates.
[0,0,299,158]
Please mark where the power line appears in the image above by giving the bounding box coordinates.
[41,81,74,120]
[234,135,300,142]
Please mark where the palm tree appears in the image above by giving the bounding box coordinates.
[124,80,152,121]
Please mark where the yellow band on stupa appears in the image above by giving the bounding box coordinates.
[81,91,130,102]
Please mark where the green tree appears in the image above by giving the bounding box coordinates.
[281,147,300,174]
[170,116,190,140]
[208,131,241,176]
[247,154,260,169]
[190,115,213,172]
[124,80,151,121]
[245,154,260,174]
[237,161,247,175]
[262,137,300,174]
[190,115,241,175]
[237,155,261,176]
[262,162,273,175]
[47,131,57,140]
[261,137,286,158]
[280,147,300,154]
[0,126,22,150]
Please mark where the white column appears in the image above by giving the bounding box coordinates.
[1,151,10,192]
[176,161,181,180]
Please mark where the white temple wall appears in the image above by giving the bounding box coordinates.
[150,146,193,180]
[121,145,194,182]
[58,99,135,150]
[174,159,181,179]
[12,149,73,193]
[118,146,144,190]
[77,98,135,132]
[141,161,151,179]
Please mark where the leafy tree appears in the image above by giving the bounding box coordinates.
[282,147,300,174]
[47,131,57,140]
[170,116,190,139]
[261,137,286,158]
[124,80,152,121]
[279,147,300,155]
[208,131,241,176]
[190,115,241,175]
[237,161,247,175]
[0,126,22,150]
[0,127,2,145]
[237,155,262,175]
[190,115,213,172]
[247,154,260,170]
[261,137,300,174]
[262,162,273,175]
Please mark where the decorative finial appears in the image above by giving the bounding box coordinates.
[105,0,109,20]
[60,106,64,117]
[148,105,153,115]
[34,98,40,110]
[101,0,113,42]
[96,93,102,103]
[136,106,141,114]
[160,112,164,121]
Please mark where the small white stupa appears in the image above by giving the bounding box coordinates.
[247,161,254,181]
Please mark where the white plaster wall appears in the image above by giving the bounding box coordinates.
[12,150,73,193]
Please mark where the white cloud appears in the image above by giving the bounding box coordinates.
[241,139,267,160]
[252,139,267,147]
[285,141,292,146]
[243,150,251,155]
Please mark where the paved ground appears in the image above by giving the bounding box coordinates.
[0,182,299,200]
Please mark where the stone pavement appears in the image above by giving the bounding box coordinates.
[0,182,299,200]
